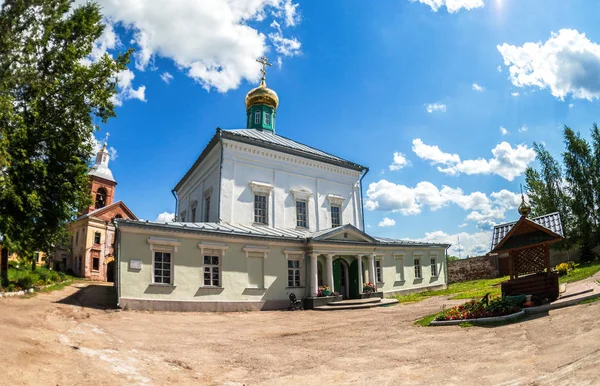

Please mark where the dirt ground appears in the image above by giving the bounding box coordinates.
[1,283,600,386]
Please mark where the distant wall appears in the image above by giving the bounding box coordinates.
[448,255,499,284]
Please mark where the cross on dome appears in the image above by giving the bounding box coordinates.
[256,56,272,86]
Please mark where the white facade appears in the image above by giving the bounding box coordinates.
[175,133,365,231]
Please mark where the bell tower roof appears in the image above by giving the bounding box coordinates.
[89,133,115,183]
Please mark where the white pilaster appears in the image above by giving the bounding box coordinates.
[310,253,319,297]
[326,254,335,290]
[368,253,376,285]
[356,255,363,293]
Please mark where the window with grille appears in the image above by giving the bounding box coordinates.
[191,207,196,222]
[254,194,268,224]
[265,112,271,125]
[254,110,261,124]
[153,251,172,284]
[331,205,341,228]
[204,196,210,222]
[94,232,101,244]
[296,200,308,228]
[414,258,422,279]
[203,255,220,287]
[288,260,301,287]
[92,257,100,271]
[375,260,382,283]
[431,257,438,277]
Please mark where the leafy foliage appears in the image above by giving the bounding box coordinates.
[0,0,132,284]
[525,124,600,261]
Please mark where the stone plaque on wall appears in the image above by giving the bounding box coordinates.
[129,259,142,270]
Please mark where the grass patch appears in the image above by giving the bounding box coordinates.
[459,322,474,328]
[578,296,600,305]
[394,276,507,304]
[559,260,600,284]
[2,266,75,292]
[414,312,439,327]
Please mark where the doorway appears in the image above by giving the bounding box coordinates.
[106,261,115,283]
[333,258,350,299]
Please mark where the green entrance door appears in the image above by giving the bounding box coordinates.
[333,259,342,294]
[349,259,360,299]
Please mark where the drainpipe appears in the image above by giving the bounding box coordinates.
[113,220,121,307]
[217,129,224,222]
[171,189,178,221]
[359,167,370,232]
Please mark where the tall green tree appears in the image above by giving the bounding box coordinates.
[0,0,131,285]
[525,142,573,249]
[563,126,597,261]
[590,123,600,243]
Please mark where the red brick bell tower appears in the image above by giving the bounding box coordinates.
[81,134,117,215]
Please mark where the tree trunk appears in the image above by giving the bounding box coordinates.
[1,246,8,287]
[31,254,36,272]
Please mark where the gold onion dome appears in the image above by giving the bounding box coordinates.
[518,198,532,217]
[245,78,279,110]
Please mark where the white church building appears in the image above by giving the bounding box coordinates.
[114,59,450,311]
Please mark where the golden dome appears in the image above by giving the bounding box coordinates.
[518,200,531,217]
[245,79,279,110]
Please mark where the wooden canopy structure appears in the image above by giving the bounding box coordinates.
[490,210,564,302]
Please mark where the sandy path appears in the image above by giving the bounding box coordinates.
[0,282,599,385]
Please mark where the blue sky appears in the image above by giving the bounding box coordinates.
[84,0,600,256]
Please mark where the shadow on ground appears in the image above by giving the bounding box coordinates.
[56,284,118,310]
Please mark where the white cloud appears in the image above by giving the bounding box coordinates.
[410,0,484,13]
[569,103,575,109]
[269,21,301,57]
[500,126,508,135]
[76,0,302,93]
[472,83,484,91]
[113,69,146,106]
[412,138,460,164]
[497,65,502,73]
[389,152,410,171]
[90,135,118,161]
[459,223,468,228]
[518,124,528,133]
[155,212,175,223]
[511,91,520,97]
[378,217,396,227]
[413,138,535,181]
[365,180,523,228]
[412,230,492,257]
[425,103,447,113]
[498,29,600,100]
[160,72,174,84]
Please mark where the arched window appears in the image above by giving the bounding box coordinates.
[95,187,107,209]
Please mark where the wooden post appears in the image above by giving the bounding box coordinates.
[508,250,514,280]
[544,244,551,273]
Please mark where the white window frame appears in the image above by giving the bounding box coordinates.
[254,110,261,124]
[284,250,305,288]
[264,111,271,125]
[202,255,221,287]
[198,242,228,288]
[93,231,101,245]
[295,199,308,228]
[375,259,383,283]
[330,205,341,228]
[250,181,273,225]
[414,258,422,279]
[254,194,268,225]
[430,254,438,277]
[287,259,301,287]
[153,250,173,285]
[147,237,180,286]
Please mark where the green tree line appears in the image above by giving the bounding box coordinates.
[525,124,600,262]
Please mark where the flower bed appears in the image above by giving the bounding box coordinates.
[435,296,522,322]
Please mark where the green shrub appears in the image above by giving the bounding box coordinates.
[17,275,35,289]
[48,271,60,283]
[8,260,20,270]
[38,270,50,283]
[7,284,15,292]
[58,272,66,282]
